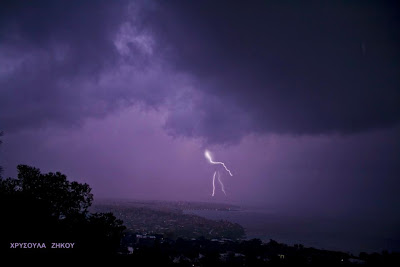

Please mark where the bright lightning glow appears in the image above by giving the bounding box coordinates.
[205,150,213,163]
[204,150,233,176]
[205,150,233,196]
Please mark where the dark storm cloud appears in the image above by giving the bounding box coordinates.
[1,0,399,145]
[164,92,253,145]
[148,0,400,141]
[0,0,152,132]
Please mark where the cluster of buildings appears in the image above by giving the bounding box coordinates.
[93,202,245,240]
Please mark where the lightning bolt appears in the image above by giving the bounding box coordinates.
[217,171,226,196]
[212,171,216,197]
[205,150,233,176]
[205,150,232,196]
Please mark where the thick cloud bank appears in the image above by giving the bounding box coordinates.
[1,0,399,144]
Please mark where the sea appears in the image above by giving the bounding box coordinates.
[183,208,400,255]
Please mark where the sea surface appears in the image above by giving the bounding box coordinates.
[183,208,400,255]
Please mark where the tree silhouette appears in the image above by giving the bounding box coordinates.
[16,165,93,218]
[0,165,125,254]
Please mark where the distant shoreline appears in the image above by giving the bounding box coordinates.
[92,199,400,255]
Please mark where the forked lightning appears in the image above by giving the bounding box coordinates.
[205,150,233,196]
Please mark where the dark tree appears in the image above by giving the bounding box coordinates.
[16,165,93,218]
[0,165,125,254]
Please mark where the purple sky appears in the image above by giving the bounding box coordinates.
[1,1,399,223]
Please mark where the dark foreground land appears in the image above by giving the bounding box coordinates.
[118,236,400,266]
[1,165,399,266]
[94,200,400,266]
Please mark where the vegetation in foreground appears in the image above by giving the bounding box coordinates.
[0,164,399,266]
[0,165,125,254]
